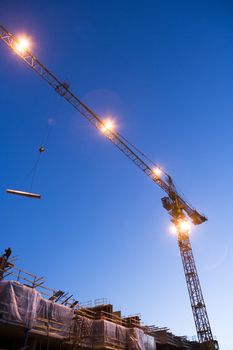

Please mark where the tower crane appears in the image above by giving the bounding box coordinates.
[0,25,219,350]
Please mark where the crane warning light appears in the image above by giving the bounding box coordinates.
[15,37,30,54]
[101,119,115,133]
[152,167,162,177]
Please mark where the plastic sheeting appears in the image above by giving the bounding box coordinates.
[0,280,74,335]
[0,281,156,350]
[92,319,128,347]
[35,295,74,337]
[0,280,40,328]
[70,315,94,347]
[127,328,156,350]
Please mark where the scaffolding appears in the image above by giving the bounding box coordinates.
[0,251,199,350]
[0,280,157,350]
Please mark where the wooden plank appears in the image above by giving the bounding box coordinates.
[6,189,41,199]
[36,317,64,326]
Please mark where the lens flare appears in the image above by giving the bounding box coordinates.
[152,167,162,177]
[179,219,191,232]
[101,119,116,133]
[170,224,177,235]
[170,220,191,236]
[15,37,30,54]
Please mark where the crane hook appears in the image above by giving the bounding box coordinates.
[39,146,45,153]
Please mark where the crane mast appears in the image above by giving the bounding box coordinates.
[0,25,219,350]
[178,231,216,349]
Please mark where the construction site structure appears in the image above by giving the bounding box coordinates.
[0,249,201,350]
[0,25,219,350]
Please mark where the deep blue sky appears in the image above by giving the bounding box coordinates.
[1,1,232,348]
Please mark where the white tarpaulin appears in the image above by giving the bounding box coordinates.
[0,280,40,328]
[128,327,156,350]
[0,280,156,349]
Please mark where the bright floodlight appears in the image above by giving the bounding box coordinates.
[152,167,162,177]
[101,119,116,133]
[15,37,30,54]
[179,219,191,233]
[170,220,191,235]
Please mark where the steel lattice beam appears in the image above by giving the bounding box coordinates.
[178,231,218,349]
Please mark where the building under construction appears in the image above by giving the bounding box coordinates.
[0,249,200,350]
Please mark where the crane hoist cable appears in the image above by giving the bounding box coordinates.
[6,146,44,199]
[6,121,52,199]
